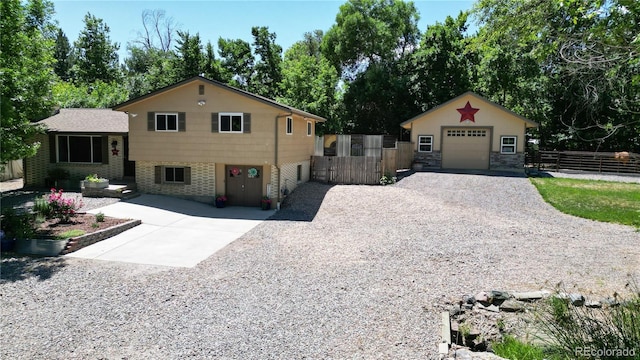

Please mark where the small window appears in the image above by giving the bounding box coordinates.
[219,113,243,133]
[418,135,433,152]
[307,121,312,136]
[156,113,178,132]
[286,117,293,135]
[501,136,517,154]
[447,129,466,137]
[165,167,185,183]
[297,164,302,182]
[198,85,205,95]
[468,130,487,137]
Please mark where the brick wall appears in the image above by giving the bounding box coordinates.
[279,160,310,196]
[490,152,525,171]
[136,161,216,203]
[269,165,279,201]
[24,135,125,188]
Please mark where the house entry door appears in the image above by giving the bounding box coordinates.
[225,165,263,207]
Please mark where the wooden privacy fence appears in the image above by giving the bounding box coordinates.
[312,156,382,184]
[530,150,640,174]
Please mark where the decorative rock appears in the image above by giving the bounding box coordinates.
[450,304,463,316]
[512,291,549,301]
[452,348,509,360]
[585,300,602,308]
[602,297,620,307]
[569,293,585,307]
[500,299,525,312]
[476,303,500,313]
[475,292,490,303]
[491,291,510,301]
[463,294,477,305]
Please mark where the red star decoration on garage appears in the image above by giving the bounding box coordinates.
[111,148,119,156]
[457,101,480,123]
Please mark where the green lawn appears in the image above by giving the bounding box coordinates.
[530,177,640,228]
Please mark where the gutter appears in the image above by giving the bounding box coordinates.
[274,112,293,208]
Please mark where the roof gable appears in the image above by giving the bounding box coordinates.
[401,92,538,128]
[113,76,326,122]
[37,108,128,133]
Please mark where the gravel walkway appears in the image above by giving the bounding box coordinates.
[1,172,638,359]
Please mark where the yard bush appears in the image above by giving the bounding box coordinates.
[46,188,83,223]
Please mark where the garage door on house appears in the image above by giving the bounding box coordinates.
[441,128,491,170]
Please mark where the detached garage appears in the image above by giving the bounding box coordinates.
[401,92,538,172]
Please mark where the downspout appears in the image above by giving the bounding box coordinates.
[275,112,293,208]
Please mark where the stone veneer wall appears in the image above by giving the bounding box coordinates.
[24,134,125,188]
[490,152,525,171]
[413,151,442,169]
[136,161,216,203]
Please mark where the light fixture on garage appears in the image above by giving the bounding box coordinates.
[197,100,206,106]
[130,113,138,118]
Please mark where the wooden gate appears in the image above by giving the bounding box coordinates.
[311,156,381,184]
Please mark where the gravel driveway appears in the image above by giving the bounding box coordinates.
[2,172,638,359]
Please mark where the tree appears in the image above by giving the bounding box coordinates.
[473,0,639,151]
[203,41,223,81]
[409,12,475,112]
[53,28,73,81]
[250,26,283,97]
[73,13,120,84]
[322,0,420,75]
[279,31,342,133]
[173,30,204,80]
[135,9,177,52]
[218,38,254,89]
[0,0,55,163]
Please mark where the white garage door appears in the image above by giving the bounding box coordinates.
[441,128,490,170]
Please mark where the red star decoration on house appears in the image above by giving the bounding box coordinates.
[457,101,480,123]
[111,148,119,156]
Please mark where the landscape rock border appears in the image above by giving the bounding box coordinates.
[440,289,622,359]
[61,219,141,255]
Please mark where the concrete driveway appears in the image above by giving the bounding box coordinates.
[66,194,274,267]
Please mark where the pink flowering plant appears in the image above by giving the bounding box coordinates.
[47,188,83,223]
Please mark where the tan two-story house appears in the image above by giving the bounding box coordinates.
[113,76,326,207]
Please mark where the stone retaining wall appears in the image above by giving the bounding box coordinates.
[61,219,142,255]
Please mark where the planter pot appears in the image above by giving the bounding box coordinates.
[82,180,109,189]
[16,238,68,256]
[0,237,16,252]
[261,202,271,210]
[215,200,226,208]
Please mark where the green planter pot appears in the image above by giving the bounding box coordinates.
[16,238,68,256]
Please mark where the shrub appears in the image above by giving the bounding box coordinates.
[85,173,107,182]
[379,172,397,185]
[47,168,70,181]
[95,212,105,222]
[536,289,640,359]
[0,208,36,239]
[33,195,51,218]
[47,188,83,223]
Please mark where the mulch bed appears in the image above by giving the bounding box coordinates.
[35,213,131,239]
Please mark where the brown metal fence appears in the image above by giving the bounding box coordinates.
[529,150,640,174]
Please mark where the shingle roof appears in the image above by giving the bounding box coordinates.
[400,91,539,128]
[113,76,327,122]
[37,108,128,133]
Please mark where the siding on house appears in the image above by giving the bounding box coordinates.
[24,134,125,187]
[113,77,325,204]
